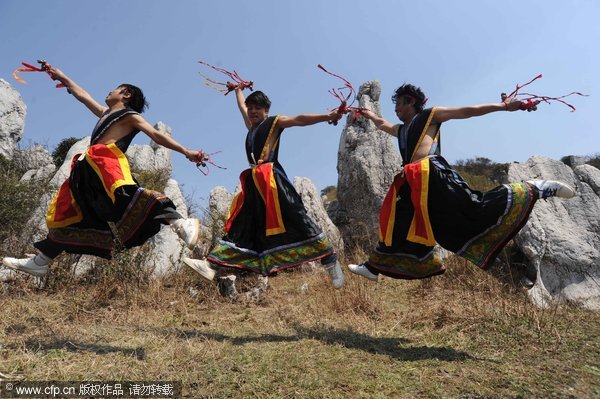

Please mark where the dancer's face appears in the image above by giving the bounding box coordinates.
[394,96,414,121]
[105,86,131,106]
[247,104,268,126]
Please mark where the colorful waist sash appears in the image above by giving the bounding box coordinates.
[225,162,285,236]
[379,158,435,247]
[46,143,136,229]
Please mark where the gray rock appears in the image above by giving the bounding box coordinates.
[206,186,234,246]
[20,164,56,183]
[0,79,26,160]
[294,176,344,257]
[13,144,54,172]
[333,80,402,250]
[0,268,16,282]
[50,136,90,185]
[164,178,188,218]
[562,155,586,167]
[509,156,600,310]
[126,122,172,173]
[148,224,190,276]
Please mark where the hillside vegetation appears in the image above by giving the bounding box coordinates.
[0,154,598,398]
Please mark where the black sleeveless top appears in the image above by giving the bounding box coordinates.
[90,108,140,153]
[244,116,285,170]
[397,107,441,166]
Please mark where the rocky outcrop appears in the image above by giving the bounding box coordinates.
[148,177,192,276]
[509,156,600,310]
[14,144,56,183]
[0,79,26,160]
[294,177,344,257]
[205,186,234,246]
[20,164,56,183]
[126,122,172,173]
[13,144,53,172]
[331,81,402,250]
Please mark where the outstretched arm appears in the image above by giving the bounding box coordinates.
[276,110,342,129]
[46,66,107,117]
[235,87,252,129]
[432,97,528,123]
[360,109,399,137]
[129,115,200,161]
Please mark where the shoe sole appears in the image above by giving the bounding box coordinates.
[187,219,201,249]
[556,186,576,199]
[2,258,47,277]
[348,265,378,281]
[183,258,215,281]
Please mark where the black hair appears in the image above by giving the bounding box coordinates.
[245,90,271,111]
[119,83,149,113]
[392,83,427,113]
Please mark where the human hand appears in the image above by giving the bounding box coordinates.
[328,109,343,124]
[501,94,539,112]
[186,149,206,163]
[45,66,67,82]
[358,109,376,120]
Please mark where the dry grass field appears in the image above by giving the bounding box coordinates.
[1,155,598,398]
[1,253,598,399]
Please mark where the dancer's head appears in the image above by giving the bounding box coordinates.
[105,84,148,113]
[245,90,271,125]
[392,84,427,117]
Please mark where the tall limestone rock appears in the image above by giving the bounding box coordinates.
[0,79,26,160]
[294,177,344,257]
[509,156,600,310]
[331,81,402,250]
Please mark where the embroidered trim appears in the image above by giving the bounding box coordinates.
[259,115,281,162]
[410,107,437,163]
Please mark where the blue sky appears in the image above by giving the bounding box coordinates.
[1,0,598,208]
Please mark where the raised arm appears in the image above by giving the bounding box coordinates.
[276,110,342,129]
[359,109,399,137]
[432,96,527,123]
[129,115,200,161]
[46,66,107,117]
[235,87,252,129]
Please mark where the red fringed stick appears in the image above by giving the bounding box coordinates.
[317,64,368,125]
[13,60,65,88]
[198,61,253,95]
[194,149,227,176]
[503,74,588,112]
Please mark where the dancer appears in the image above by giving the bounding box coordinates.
[184,86,345,294]
[348,83,575,281]
[2,65,204,277]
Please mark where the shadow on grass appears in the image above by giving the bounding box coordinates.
[168,325,474,362]
[21,339,145,360]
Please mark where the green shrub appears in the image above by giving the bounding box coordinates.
[52,137,81,167]
[321,185,338,201]
[0,156,50,245]
[132,168,171,192]
[453,157,508,191]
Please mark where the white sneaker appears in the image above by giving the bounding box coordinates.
[172,218,200,249]
[324,261,345,289]
[2,256,49,277]
[182,257,216,281]
[526,180,576,200]
[348,263,378,281]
